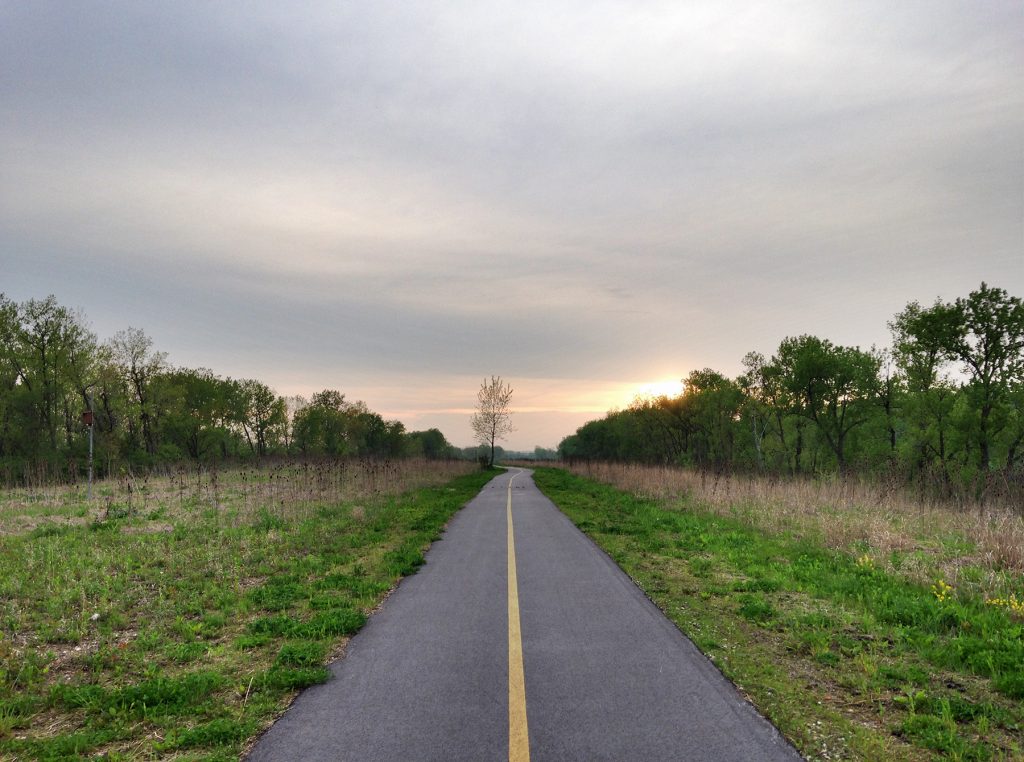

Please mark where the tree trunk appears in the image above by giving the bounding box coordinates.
[979,403,992,472]
[793,424,803,474]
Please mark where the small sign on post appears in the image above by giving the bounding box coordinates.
[81,410,94,427]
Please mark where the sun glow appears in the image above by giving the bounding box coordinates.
[633,378,685,400]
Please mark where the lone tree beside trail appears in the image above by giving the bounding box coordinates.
[471,376,514,467]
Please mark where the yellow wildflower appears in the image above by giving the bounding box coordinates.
[932,579,954,603]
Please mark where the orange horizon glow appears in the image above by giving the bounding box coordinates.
[630,378,685,401]
[266,374,694,448]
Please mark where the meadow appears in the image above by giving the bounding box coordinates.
[0,458,488,760]
[533,465,1024,760]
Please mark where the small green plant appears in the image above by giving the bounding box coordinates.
[737,594,775,623]
[275,641,327,668]
[156,717,253,751]
[0,696,36,738]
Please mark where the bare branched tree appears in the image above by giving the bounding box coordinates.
[471,376,514,466]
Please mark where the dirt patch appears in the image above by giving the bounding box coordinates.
[0,515,92,536]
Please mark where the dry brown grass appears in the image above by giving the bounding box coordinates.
[559,461,1024,594]
[0,457,476,535]
[0,460,490,759]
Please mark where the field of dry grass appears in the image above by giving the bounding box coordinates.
[0,457,485,760]
[562,462,1024,602]
[533,466,1024,759]
[0,458,474,536]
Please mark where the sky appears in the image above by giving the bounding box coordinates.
[2,1,1022,450]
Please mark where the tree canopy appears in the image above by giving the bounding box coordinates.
[560,283,1023,500]
[0,293,458,482]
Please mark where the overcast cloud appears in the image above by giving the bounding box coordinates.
[2,1,1021,448]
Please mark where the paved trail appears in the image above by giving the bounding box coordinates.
[248,468,800,761]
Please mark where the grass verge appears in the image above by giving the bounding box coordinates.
[531,467,1023,761]
[0,463,497,760]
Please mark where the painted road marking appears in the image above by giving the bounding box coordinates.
[507,470,530,762]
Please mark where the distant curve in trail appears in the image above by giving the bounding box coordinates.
[247,468,801,761]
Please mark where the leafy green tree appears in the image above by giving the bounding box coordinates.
[678,369,744,469]
[159,368,238,459]
[738,351,810,472]
[346,405,405,457]
[292,390,343,455]
[233,379,287,457]
[738,353,773,469]
[890,299,960,392]
[557,284,1022,494]
[107,327,167,457]
[406,428,454,459]
[1004,382,1024,472]
[627,396,688,463]
[873,348,902,457]
[0,293,462,475]
[282,395,307,452]
[0,294,25,457]
[9,297,97,457]
[947,283,1024,472]
[89,342,133,465]
[556,433,580,461]
[292,390,392,457]
[890,299,963,478]
[773,335,880,472]
[893,284,1024,473]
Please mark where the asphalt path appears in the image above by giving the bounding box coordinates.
[247,468,801,761]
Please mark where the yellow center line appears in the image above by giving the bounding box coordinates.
[507,470,530,762]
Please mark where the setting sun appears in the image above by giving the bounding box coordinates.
[634,378,685,400]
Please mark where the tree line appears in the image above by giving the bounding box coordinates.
[558,283,1023,497]
[0,294,461,482]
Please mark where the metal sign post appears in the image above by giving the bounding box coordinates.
[82,408,94,500]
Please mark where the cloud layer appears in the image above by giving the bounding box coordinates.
[3,1,1021,448]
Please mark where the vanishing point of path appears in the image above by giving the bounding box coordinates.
[248,468,801,761]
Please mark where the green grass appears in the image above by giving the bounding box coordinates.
[0,464,497,760]
[532,467,1024,761]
